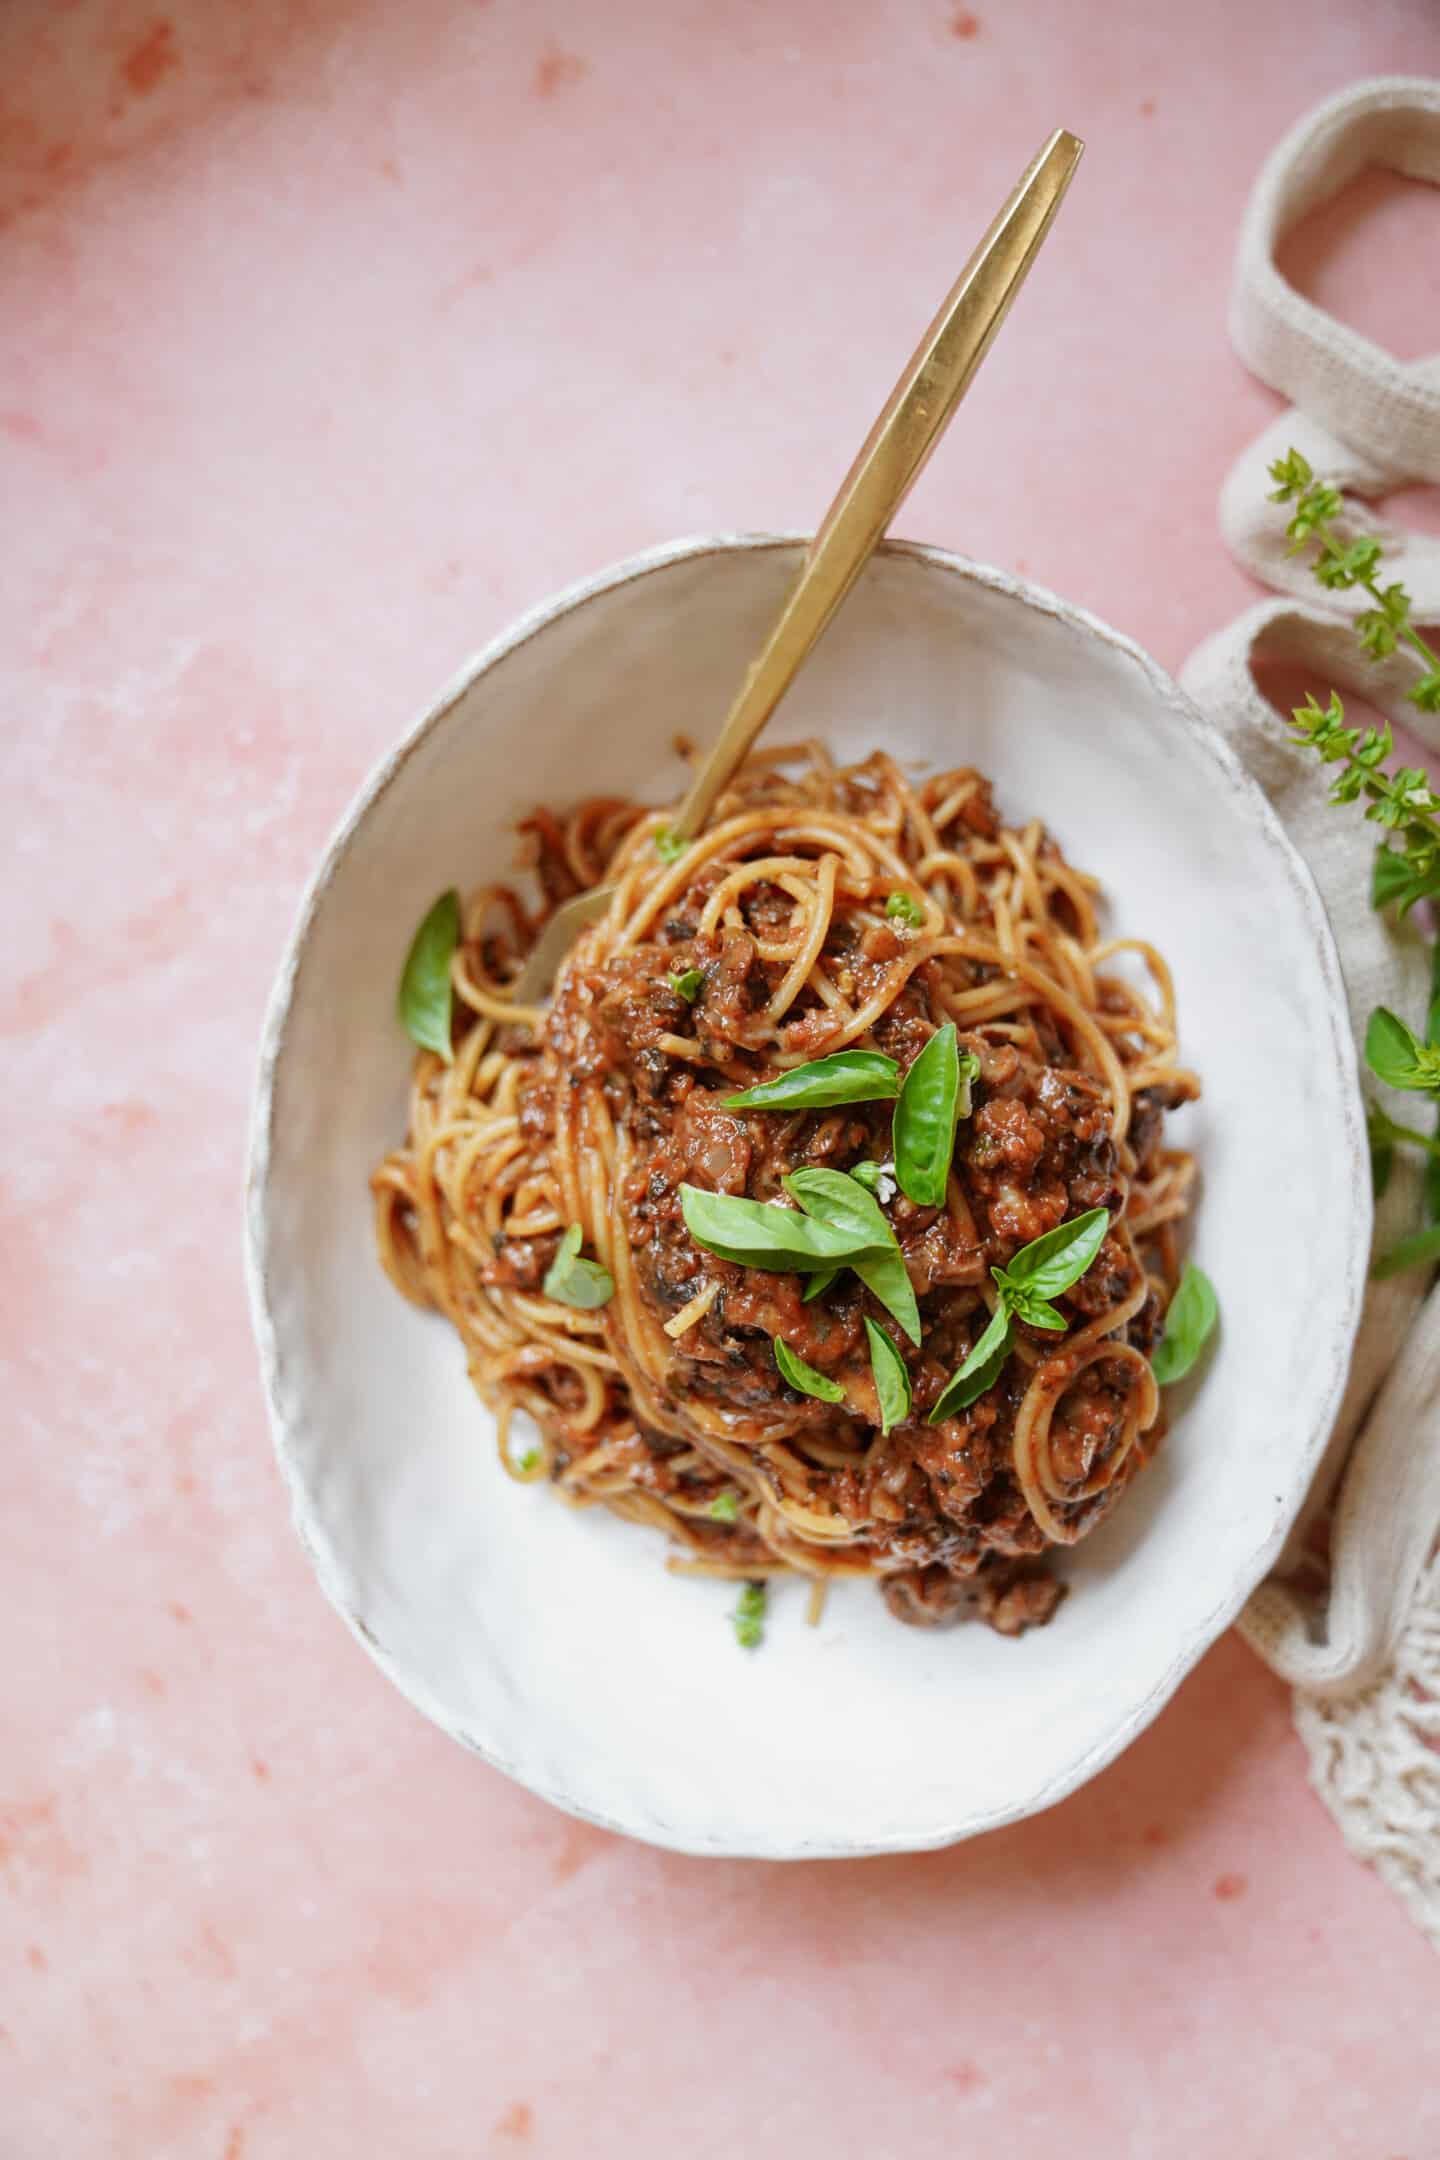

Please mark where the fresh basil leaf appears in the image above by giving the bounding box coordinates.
[864,1318,912,1434]
[397,889,460,1060]
[1365,1006,1440,1093]
[722,1050,900,1112]
[853,1248,922,1347]
[668,967,704,1003]
[999,1207,1112,1298]
[802,1266,840,1302]
[885,890,925,928]
[709,1491,740,1523]
[541,1224,615,1309]
[774,1338,846,1403]
[734,1581,766,1649]
[893,1023,961,1207]
[679,1185,873,1272]
[1371,1222,1440,1280]
[784,1167,920,1342]
[655,826,689,864]
[849,1159,897,1203]
[997,1207,1110,1302]
[929,1304,1012,1423]
[1429,934,1440,1053]
[1150,1261,1219,1385]
[1002,1282,1067,1331]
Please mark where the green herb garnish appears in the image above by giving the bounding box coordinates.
[1364,1007,1440,1094]
[783,1167,921,1342]
[864,1318,912,1434]
[774,1338,846,1403]
[541,1224,615,1310]
[397,889,460,1059]
[848,1159,897,1202]
[892,1025,978,1207]
[668,967,705,1004]
[722,1049,900,1112]
[515,1445,541,1473]
[1270,446,1440,1275]
[929,1301,1012,1423]
[734,1581,767,1649]
[709,1491,740,1523]
[679,1184,878,1273]
[928,1208,1111,1422]
[654,826,689,864]
[885,891,925,928]
[1150,1261,1219,1386]
[802,1265,839,1302]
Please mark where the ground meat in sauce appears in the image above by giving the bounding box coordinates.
[529,812,1191,1635]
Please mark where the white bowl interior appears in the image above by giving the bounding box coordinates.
[249,540,1365,1856]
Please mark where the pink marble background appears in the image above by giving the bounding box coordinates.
[4,3,1439,2154]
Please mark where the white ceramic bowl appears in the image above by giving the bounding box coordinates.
[247,537,1367,1858]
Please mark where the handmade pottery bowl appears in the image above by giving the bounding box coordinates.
[246,537,1367,1857]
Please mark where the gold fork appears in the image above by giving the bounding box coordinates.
[509,126,1083,1004]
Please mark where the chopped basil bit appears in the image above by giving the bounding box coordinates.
[734,1581,767,1649]
[709,1491,740,1523]
[397,889,460,1060]
[885,890,925,928]
[654,826,689,864]
[541,1224,615,1309]
[668,966,704,1003]
[516,1446,541,1473]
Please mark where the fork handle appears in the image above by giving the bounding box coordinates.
[672,126,1083,841]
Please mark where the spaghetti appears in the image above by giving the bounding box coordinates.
[373,747,1199,1634]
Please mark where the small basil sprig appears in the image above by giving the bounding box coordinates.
[928,1207,1111,1424]
[1150,1261,1219,1385]
[1365,1007,1440,1093]
[668,967,704,1003]
[541,1224,615,1310]
[892,1025,980,1207]
[397,889,460,1059]
[864,1318,912,1434]
[783,1167,920,1342]
[723,1050,900,1112]
[774,1339,846,1403]
[680,1185,876,1272]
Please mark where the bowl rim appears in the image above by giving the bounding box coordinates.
[245,532,1369,1858]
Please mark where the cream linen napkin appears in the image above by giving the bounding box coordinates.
[1179,78,1440,1946]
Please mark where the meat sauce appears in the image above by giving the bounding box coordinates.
[524,782,1188,1631]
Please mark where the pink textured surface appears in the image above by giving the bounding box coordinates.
[4,3,1439,2154]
